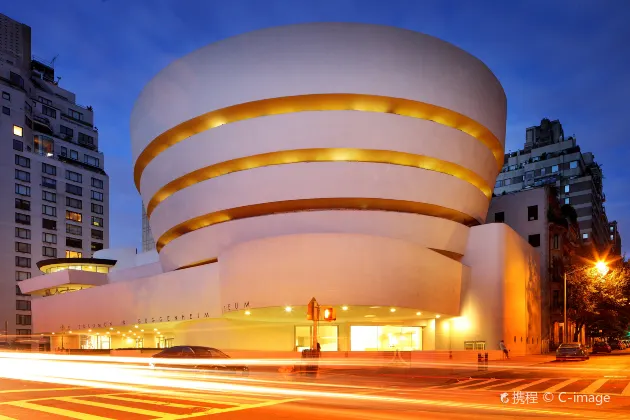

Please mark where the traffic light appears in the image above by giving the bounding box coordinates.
[322,307,336,322]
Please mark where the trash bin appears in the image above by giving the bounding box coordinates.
[301,349,320,376]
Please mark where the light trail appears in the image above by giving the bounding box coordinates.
[0,353,594,418]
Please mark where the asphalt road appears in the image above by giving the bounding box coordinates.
[1,351,630,419]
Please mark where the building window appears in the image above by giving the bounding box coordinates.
[582,233,589,240]
[38,96,52,106]
[551,165,559,173]
[34,134,54,156]
[66,250,82,258]
[92,242,104,252]
[610,226,614,232]
[42,104,57,118]
[42,162,57,176]
[42,218,57,230]
[611,234,614,241]
[66,170,82,183]
[15,169,30,183]
[92,178,104,189]
[15,227,31,240]
[66,183,83,196]
[569,161,578,169]
[91,190,103,201]
[67,224,82,236]
[66,197,82,209]
[16,300,31,311]
[16,271,31,281]
[78,132,94,145]
[564,197,570,205]
[42,176,57,189]
[42,204,57,217]
[91,203,104,214]
[2,106,9,115]
[15,155,30,168]
[84,155,99,167]
[42,246,57,258]
[42,191,56,203]
[61,146,67,157]
[528,234,541,248]
[13,125,23,137]
[60,125,74,138]
[494,212,505,223]
[15,256,31,268]
[15,242,31,254]
[66,211,82,222]
[68,109,83,121]
[528,205,538,221]
[66,237,83,249]
[16,329,31,335]
[494,180,503,188]
[553,234,559,249]
[70,149,79,160]
[13,139,23,151]
[16,285,29,296]
[2,91,9,100]
[15,198,30,211]
[504,178,511,186]
[564,185,570,193]
[15,184,30,196]
[91,216,104,227]
[16,314,31,325]
[43,232,57,244]
[91,229,103,240]
[15,213,31,225]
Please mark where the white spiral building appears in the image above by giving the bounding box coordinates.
[24,23,541,355]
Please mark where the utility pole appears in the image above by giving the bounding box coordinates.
[307,297,319,350]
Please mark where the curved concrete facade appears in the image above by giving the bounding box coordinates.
[131,23,507,276]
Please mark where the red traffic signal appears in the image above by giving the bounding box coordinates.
[322,307,336,322]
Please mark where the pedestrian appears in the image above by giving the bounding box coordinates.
[499,340,509,359]
[316,342,321,352]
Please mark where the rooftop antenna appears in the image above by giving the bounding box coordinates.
[50,54,59,68]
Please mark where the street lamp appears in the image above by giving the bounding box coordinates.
[564,261,609,343]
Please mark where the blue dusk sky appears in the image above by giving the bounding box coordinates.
[3,0,629,251]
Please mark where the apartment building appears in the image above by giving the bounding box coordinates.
[488,186,580,348]
[494,118,610,251]
[609,221,622,256]
[0,13,109,341]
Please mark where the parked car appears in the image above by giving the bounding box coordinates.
[150,346,249,375]
[556,343,589,361]
[609,340,624,350]
[591,342,612,354]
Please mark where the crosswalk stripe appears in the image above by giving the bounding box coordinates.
[483,379,523,389]
[94,394,202,408]
[159,398,302,420]
[542,379,578,393]
[581,379,608,394]
[0,387,86,394]
[510,378,550,391]
[622,381,630,396]
[6,400,113,420]
[454,379,500,389]
[129,392,246,406]
[56,396,180,417]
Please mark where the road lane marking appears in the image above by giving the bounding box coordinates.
[510,378,550,391]
[622,381,630,396]
[544,379,579,393]
[0,414,17,420]
[581,379,608,394]
[56,396,179,417]
[6,400,113,420]
[0,387,86,394]
[453,379,500,389]
[94,394,203,408]
[160,398,302,419]
[426,379,476,389]
[128,392,247,406]
[482,379,523,389]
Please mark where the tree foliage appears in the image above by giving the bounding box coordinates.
[567,261,630,341]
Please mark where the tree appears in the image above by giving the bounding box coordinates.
[566,262,630,342]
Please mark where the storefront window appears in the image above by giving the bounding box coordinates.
[350,326,422,351]
[295,325,338,351]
